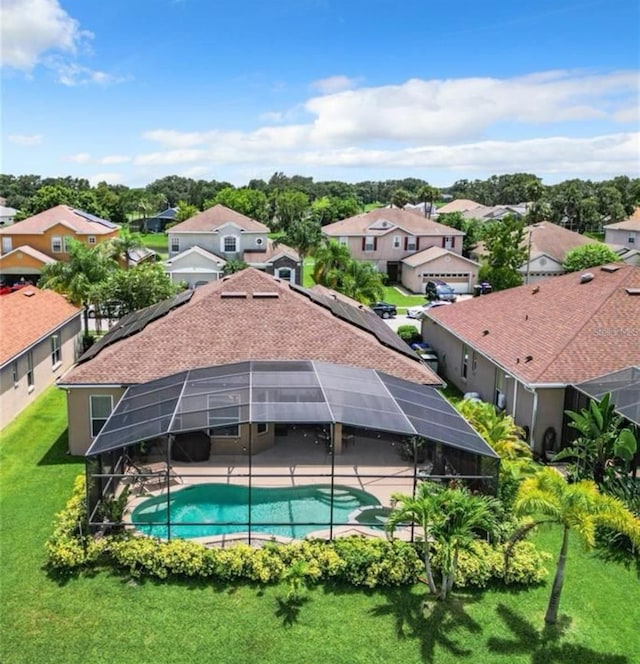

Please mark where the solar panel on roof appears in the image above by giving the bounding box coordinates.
[71,209,118,228]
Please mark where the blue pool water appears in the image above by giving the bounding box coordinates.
[131,483,380,540]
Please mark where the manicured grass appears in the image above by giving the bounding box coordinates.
[140,232,169,259]
[1,389,638,663]
[381,287,425,310]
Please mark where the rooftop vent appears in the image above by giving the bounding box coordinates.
[252,292,279,299]
[600,264,620,273]
[625,288,640,296]
[524,355,533,363]
[23,290,36,297]
[482,329,490,336]
[579,273,594,284]
[220,291,247,299]
[531,285,540,294]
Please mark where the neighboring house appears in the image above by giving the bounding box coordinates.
[164,246,226,288]
[461,204,528,222]
[401,247,481,294]
[433,199,482,216]
[0,245,56,286]
[0,205,19,226]
[470,221,595,284]
[613,247,640,267]
[138,207,178,233]
[322,208,464,284]
[166,204,301,285]
[421,264,640,457]
[604,207,640,250]
[0,205,119,260]
[0,287,81,429]
[59,268,441,454]
[126,246,158,268]
[404,202,437,218]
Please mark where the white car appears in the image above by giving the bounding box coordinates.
[406,300,451,319]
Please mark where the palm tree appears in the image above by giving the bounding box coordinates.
[431,487,500,600]
[555,393,637,485]
[39,239,116,332]
[338,260,385,304]
[106,228,145,270]
[417,185,439,218]
[386,482,441,595]
[515,467,640,625]
[311,239,352,287]
[275,217,322,284]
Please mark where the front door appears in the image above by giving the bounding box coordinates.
[386,261,399,283]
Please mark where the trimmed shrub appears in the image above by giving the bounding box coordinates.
[397,325,421,343]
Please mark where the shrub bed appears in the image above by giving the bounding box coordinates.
[47,476,549,589]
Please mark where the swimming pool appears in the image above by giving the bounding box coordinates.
[131,483,380,540]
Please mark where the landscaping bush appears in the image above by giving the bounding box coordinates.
[47,476,549,589]
[396,324,421,343]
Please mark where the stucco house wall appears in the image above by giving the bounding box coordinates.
[605,227,638,250]
[167,230,267,259]
[1,315,81,429]
[402,253,479,294]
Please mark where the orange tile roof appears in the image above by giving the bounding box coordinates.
[0,205,117,236]
[424,265,640,385]
[63,268,439,386]
[0,288,81,366]
[323,207,464,237]
[167,204,270,233]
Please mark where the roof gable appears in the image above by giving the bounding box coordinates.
[166,204,269,233]
[164,245,226,268]
[0,205,117,236]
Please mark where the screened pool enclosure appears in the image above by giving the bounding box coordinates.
[86,360,499,543]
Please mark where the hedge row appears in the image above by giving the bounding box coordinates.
[46,476,549,588]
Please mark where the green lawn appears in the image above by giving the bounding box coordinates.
[1,389,638,663]
[140,232,169,259]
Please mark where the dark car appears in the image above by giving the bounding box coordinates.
[371,301,397,319]
[425,280,457,303]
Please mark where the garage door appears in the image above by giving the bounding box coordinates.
[422,273,471,294]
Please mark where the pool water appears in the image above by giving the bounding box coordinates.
[131,483,380,540]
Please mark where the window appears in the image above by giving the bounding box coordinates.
[170,236,180,253]
[255,237,264,247]
[461,344,469,380]
[364,236,375,252]
[87,236,96,245]
[51,334,61,366]
[628,233,635,244]
[472,351,477,373]
[406,236,417,251]
[275,267,293,283]
[51,236,62,253]
[444,236,453,249]
[393,236,401,249]
[63,236,72,252]
[11,362,18,385]
[223,236,237,253]
[495,370,506,411]
[338,236,348,246]
[208,394,240,437]
[257,422,268,435]
[1,237,12,253]
[26,352,34,388]
[90,395,113,437]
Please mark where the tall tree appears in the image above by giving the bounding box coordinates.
[209,187,270,224]
[276,217,322,283]
[105,228,145,270]
[390,188,411,208]
[479,215,527,291]
[515,467,640,625]
[38,239,116,331]
[338,260,385,304]
[311,239,352,288]
[175,200,200,222]
[417,184,439,218]
[272,190,310,233]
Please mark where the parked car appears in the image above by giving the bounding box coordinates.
[371,302,397,319]
[425,280,457,302]
[406,300,452,319]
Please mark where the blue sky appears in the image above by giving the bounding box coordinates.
[1,0,639,187]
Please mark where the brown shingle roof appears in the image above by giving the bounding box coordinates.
[402,246,480,268]
[604,207,640,232]
[166,204,269,233]
[436,199,482,214]
[63,268,439,386]
[0,288,81,366]
[323,207,464,237]
[424,265,640,385]
[244,239,299,263]
[523,222,594,263]
[0,205,117,236]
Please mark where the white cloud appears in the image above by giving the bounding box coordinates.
[88,172,124,186]
[8,133,43,146]
[66,152,92,163]
[133,148,207,166]
[310,75,361,94]
[98,155,131,165]
[51,61,128,86]
[0,0,90,70]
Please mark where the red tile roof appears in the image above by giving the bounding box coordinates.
[63,268,439,386]
[424,265,640,384]
[323,207,464,237]
[0,205,117,236]
[166,204,270,233]
[0,288,81,366]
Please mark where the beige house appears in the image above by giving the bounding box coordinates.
[401,247,480,294]
[322,208,464,282]
[59,268,440,455]
[0,287,81,429]
[421,265,640,457]
[604,207,640,250]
